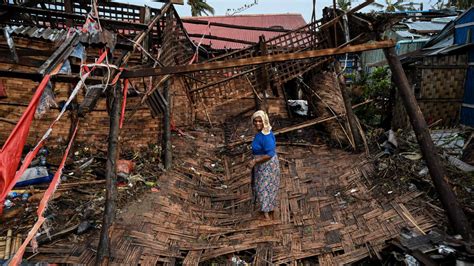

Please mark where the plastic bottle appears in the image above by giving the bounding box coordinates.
[4,199,14,208]
[39,147,49,166]
[7,192,19,198]
[22,193,30,201]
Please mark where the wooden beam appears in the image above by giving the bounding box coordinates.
[95,83,122,265]
[0,70,105,84]
[0,4,150,30]
[189,68,258,93]
[122,40,395,78]
[257,35,269,111]
[335,62,364,151]
[38,32,79,75]
[228,100,372,147]
[383,46,472,241]
[78,3,172,115]
[162,80,172,170]
[64,0,73,27]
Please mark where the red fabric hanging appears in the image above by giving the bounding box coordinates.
[10,122,79,266]
[0,75,51,214]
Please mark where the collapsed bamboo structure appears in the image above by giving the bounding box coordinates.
[0,0,470,264]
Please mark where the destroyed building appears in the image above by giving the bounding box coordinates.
[0,0,472,265]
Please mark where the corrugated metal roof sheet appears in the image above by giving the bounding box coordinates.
[395,30,424,39]
[5,25,67,42]
[431,16,458,24]
[427,34,454,50]
[4,25,116,48]
[402,21,447,33]
[182,14,307,50]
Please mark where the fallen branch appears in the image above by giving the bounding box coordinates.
[0,117,16,125]
[228,99,373,147]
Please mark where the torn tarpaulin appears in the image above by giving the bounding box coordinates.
[70,43,86,60]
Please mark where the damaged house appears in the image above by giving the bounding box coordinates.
[394,7,474,128]
[0,0,472,265]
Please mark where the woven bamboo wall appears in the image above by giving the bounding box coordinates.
[419,55,467,99]
[392,54,468,129]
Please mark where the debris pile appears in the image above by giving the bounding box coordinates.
[0,144,163,261]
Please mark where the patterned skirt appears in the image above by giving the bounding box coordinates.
[252,155,280,212]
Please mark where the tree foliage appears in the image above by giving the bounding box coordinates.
[372,0,422,12]
[188,0,215,16]
[337,0,351,11]
[349,67,392,127]
[433,0,473,10]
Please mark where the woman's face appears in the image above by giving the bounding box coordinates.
[253,116,263,131]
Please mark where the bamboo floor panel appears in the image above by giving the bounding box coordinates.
[30,129,435,265]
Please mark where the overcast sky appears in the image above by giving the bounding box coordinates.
[118,0,447,22]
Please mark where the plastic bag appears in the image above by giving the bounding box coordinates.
[35,81,57,119]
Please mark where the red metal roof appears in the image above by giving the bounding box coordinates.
[182,13,306,50]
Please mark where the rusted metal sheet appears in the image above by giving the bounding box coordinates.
[4,25,67,42]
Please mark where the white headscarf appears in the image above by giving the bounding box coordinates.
[251,110,272,135]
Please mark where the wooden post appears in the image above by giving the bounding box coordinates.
[162,80,172,170]
[258,35,269,112]
[332,0,338,46]
[64,0,73,27]
[383,47,472,241]
[95,83,123,265]
[335,62,363,151]
[141,6,151,64]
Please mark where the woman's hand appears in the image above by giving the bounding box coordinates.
[247,159,256,169]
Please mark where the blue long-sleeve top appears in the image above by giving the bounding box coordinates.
[251,131,276,157]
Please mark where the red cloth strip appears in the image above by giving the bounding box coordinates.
[0,75,51,214]
[10,121,79,266]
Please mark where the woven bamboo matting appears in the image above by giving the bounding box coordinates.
[30,129,435,265]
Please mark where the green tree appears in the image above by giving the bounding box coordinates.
[433,0,473,10]
[449,0,473,9]
[188,0,215,16]
[372,0,421,12]
[349,67,392,127]
[337,0,351,11]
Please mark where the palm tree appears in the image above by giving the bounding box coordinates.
[372,0,421,12]
[188,0,215,16]
[337,0,351,11]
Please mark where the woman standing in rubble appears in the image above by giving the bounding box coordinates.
[248,110,281,220]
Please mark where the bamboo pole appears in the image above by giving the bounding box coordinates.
[334,63,364,151]
[4,230,12,260]
[162,80,172,170]
[95,83,123,265]
[383,46,472,241]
